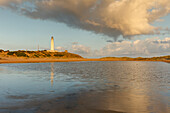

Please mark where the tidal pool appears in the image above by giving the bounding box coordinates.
[0,61,169,113]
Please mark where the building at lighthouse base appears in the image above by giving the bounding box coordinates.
[47,50,58,52]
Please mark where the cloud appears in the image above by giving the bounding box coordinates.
[71,43,91,55]
[153,38,170,44]
[72,42,79,45]
[155,19,164,22]
[106,40,114,43]
[56,42,91,57]
[56,46,65,51]
[96,37,170,57]
[58,37,170,57]
[0,0,170,39]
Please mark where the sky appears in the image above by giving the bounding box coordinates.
[0,0,170,58]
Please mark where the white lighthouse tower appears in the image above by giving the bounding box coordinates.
[51,36,54,52]
[48,36,57,52]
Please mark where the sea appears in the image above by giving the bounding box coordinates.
[0,61,169,113]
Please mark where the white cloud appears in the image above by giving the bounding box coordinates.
[96,37,170,57]
[0,0,170,38]
[56,46,65,51]
[56,42,92,57]
[58,37,170,57]
[70,43,91,55]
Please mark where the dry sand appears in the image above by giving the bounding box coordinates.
[0,58,112,64]
[0,57,169,64]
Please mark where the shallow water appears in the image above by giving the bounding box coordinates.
[0,61,169,113]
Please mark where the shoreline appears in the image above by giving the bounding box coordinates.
[0,58,169,64]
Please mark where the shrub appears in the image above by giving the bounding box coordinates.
[27,51,35,54]
[34,54,39,58]
[7,52,15,55]
[43,53,51,57]
[0,49,4,53]
[15,52,28,57]
[54,54,64,57]
[46,54,51,57]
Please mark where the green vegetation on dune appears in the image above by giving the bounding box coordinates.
[0,49,169,62]
[0,50,83,59]
[7,51,28,57]
[101,55,170,61]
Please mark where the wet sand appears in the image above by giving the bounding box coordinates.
[1,89,168,113]
[0,90,127,113]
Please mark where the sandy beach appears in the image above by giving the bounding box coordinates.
[0,57,169,64]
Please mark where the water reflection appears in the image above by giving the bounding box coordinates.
[0,61,169,113]
[50,63,54,86]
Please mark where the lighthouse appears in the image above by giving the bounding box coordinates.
[51,36,54,52]
[48,36,57,52]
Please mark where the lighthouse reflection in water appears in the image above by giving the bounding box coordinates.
[51,63,54,86]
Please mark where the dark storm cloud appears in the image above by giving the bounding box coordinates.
[0,0,170,39]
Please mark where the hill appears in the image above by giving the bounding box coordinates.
[101,55,170,62]
[0,50,83,59]
[0,49,169,63]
